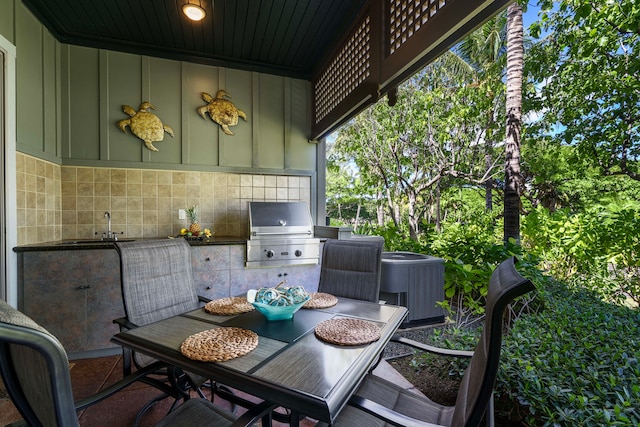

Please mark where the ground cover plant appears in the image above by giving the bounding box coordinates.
[499,280,640,426]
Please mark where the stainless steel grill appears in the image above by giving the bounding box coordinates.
[246,201,320,268]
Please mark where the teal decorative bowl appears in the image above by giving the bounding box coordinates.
[247,290,310,321]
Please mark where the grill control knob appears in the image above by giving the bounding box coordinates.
[265,250,275,258]
[294,250,303,257]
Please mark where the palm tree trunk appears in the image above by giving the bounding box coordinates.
[504,2,524,244]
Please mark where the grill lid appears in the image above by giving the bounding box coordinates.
[248,201,314,238]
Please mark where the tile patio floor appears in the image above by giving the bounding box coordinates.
[0,354,415,426]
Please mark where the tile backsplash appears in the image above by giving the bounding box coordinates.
[16,152,312,245]
[16,153,62,244]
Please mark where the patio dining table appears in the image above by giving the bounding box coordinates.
[111,296,407,425]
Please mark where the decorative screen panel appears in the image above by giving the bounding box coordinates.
[311,0,509,140]
[314,16,371,125]
[389,0,447,54]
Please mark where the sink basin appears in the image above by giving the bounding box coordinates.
[56,239,135,245]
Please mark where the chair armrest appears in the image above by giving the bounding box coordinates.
[74,361,167,410]
[112,316,138,331]
[230,400,277,427]
[348,395,442,427]
[391,335,474,358]
[198,295,211,303]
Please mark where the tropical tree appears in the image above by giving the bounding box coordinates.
[528,0,640,181]
[503,2,525,243]
[325,144,377,229]
[454,14,507,212]
[333,58,499,239]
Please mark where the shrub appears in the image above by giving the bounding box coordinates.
[522,202,640,307]
[426,219,543,323]
[499,280,640,426]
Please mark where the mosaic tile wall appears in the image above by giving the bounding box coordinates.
[15,152,312,244]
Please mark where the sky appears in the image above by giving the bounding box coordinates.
[523,2,543,30]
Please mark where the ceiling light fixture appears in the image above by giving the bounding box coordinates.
[183,4,206,21]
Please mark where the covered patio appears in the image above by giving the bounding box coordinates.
[1,0,520,426]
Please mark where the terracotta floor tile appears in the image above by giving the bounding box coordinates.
[1,354,319,426]
[78,386,177,426]
[70,355,121,399]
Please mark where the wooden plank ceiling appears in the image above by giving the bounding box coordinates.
[22,0,512,140]
[22,0,366,79]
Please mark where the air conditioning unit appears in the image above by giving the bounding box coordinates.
[379,252,445,327]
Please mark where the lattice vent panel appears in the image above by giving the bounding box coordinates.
[389,0,447,54]
[314,16,371,124]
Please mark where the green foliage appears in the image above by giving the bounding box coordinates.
[323,3,640,425]
[426,216,526,316]
[325,139,379,227]
[522,137,640,212]
[365,217,502,311]
[440,186,491,223]
[331,43,506,237]
[499,280,640,426]
[358,222,429,254]
[522,200,640,306]
[527,0,640,181]
[363,206,639,425]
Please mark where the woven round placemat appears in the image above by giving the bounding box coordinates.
[204,297,254,315]
[315,318,381,346]
[180,327,259,362]
[303,292,338,309]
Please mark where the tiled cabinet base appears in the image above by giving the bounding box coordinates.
[18,244,321,355]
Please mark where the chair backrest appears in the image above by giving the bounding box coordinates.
[317,237,384,302]
[0,300,79,427]
[450,256,534,427]
[115,238,199,327]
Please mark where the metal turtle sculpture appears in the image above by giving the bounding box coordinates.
[118,102,174,152]
[197,90,247,135]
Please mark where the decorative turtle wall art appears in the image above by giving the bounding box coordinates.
[197,90,247,135]
[117,102,174,152]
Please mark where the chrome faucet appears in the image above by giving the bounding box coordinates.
[96,211,122,240]
[104,211,115,240]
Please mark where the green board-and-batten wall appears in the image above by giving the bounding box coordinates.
[13,1,59,163]
[4,0,315,174]
[62,47,315,173]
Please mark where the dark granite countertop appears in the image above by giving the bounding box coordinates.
[13,236,248,252]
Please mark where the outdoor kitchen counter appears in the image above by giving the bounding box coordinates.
[12,236,247,252]
[14,237,322,358]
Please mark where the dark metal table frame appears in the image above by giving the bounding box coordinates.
[111,297,407,425]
